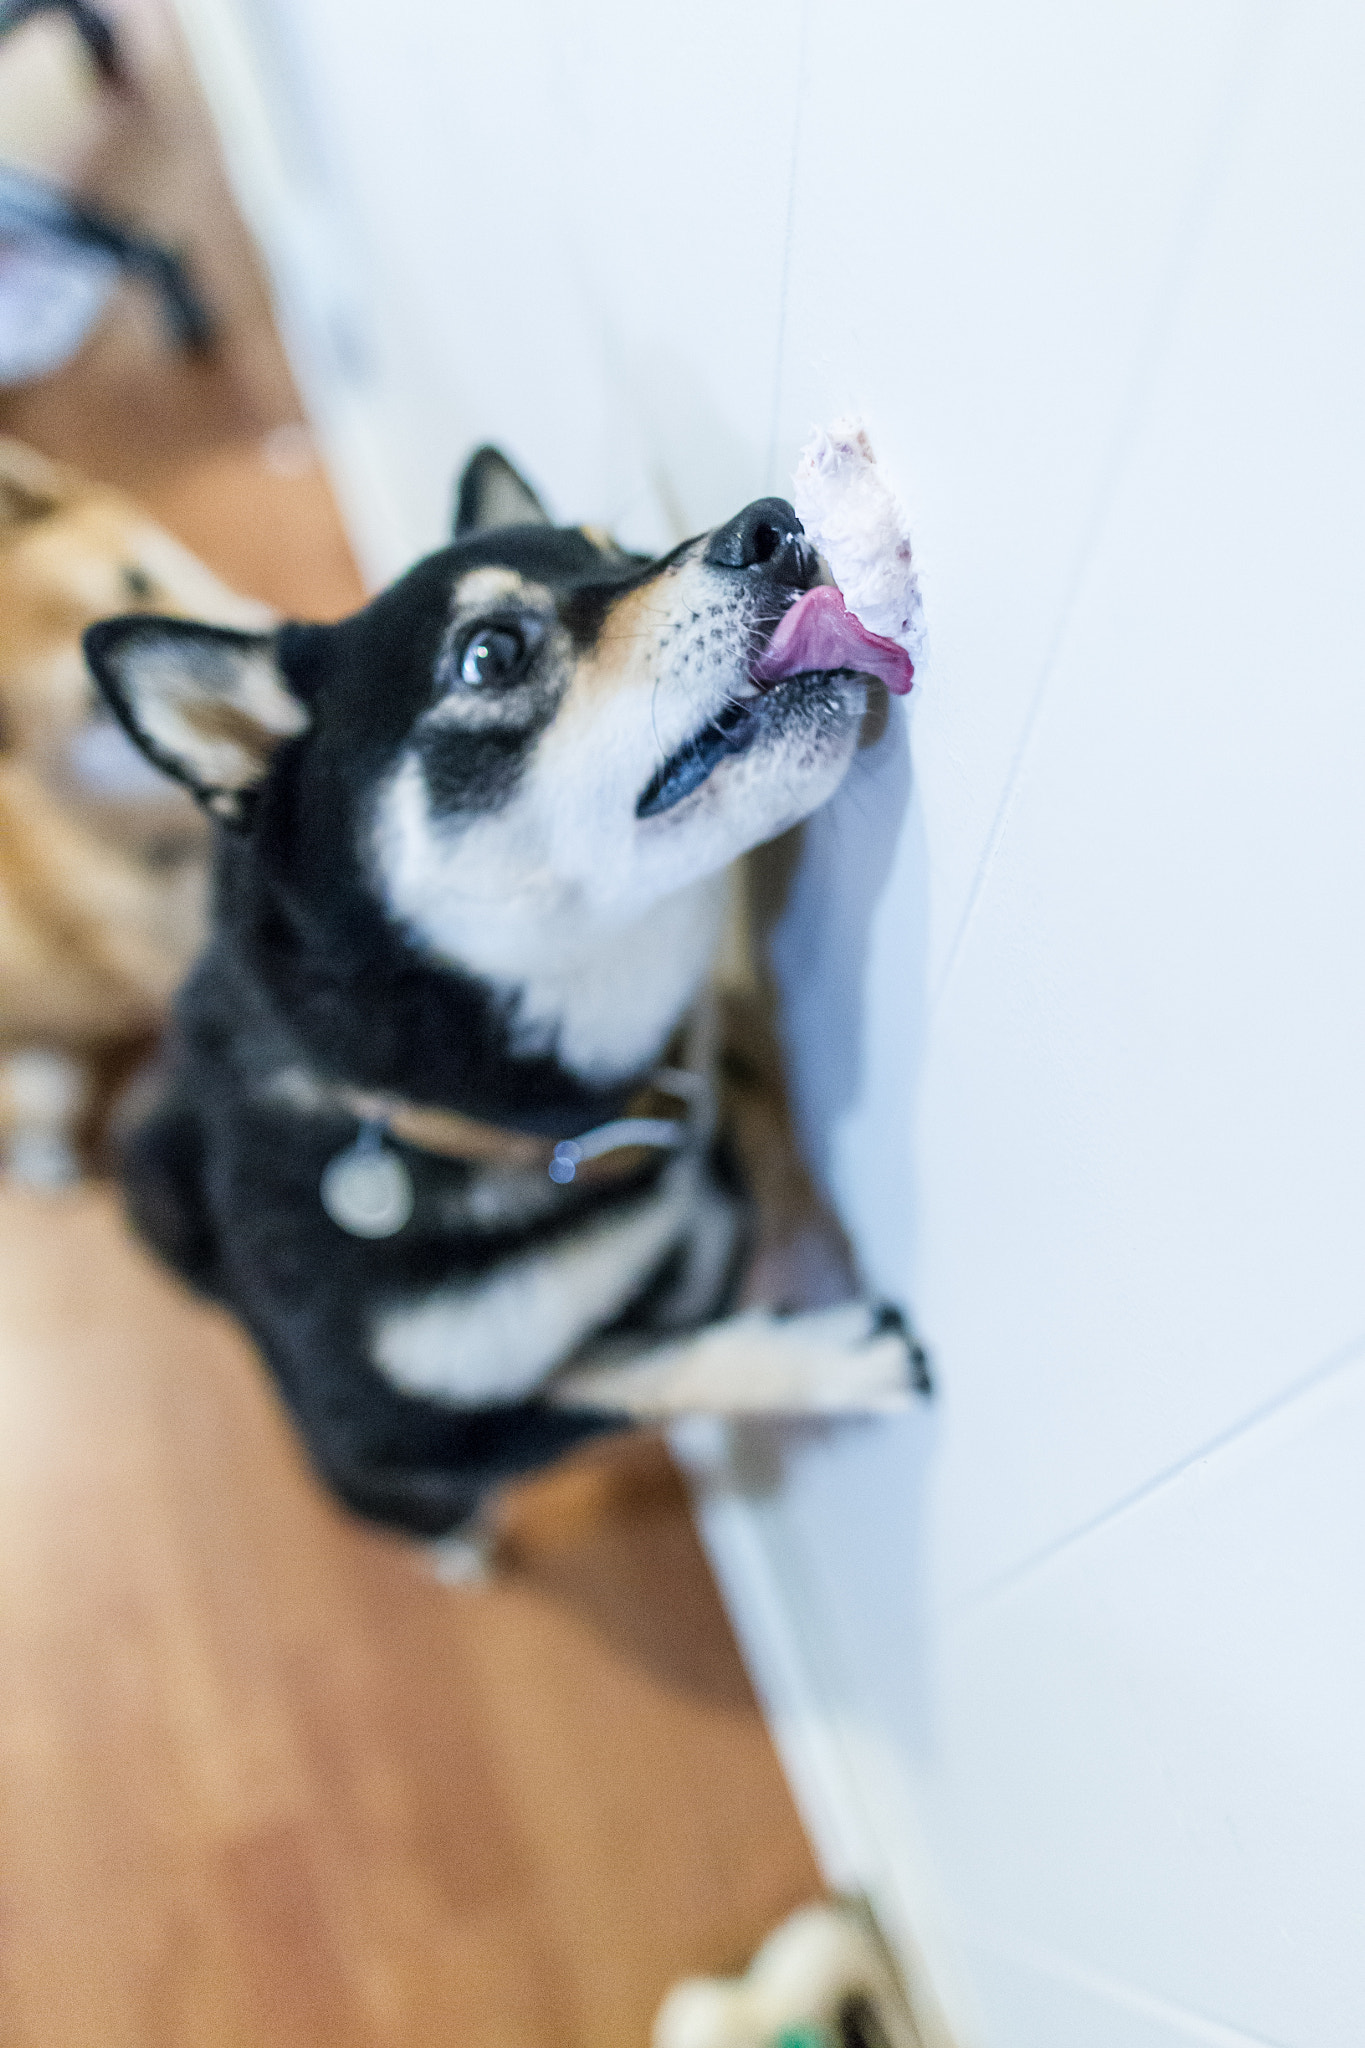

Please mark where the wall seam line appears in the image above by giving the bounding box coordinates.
[969,1927,1290,2047]
[949,1322,1365,1621]
[763,0,811,493]
[924,0,1283,1023]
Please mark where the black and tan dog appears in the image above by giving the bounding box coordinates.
[84,451,922,1539]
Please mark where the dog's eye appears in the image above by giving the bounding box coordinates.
[460,626,525,687]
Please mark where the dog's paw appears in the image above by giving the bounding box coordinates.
[862,1300,934,1398]
[757,1298,920,1414]
[552,1298,926,1418]
[757,1297,931,1410]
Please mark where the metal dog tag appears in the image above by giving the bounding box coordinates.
[320,1122,414,1238]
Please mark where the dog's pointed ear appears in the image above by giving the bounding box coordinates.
[452,446,552,537]
[83,616,310,826]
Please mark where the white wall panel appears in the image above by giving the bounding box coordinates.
[232,0,805,556]
[524,1,806,546]
[938,1354,1365,2048]
[904,0,1365,1598]
[770,0,1263,991]
[962,1945,1279,2048]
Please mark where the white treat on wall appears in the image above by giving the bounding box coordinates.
[793,416,925,668]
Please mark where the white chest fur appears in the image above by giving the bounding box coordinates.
[371,1156,700,1405]
[371,755,727,1082]
[501,883,724,1077]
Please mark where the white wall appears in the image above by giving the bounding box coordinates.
[183,3,1365,2042]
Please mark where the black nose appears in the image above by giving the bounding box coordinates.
[704,497,811,581]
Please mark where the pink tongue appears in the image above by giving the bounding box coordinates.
[751,585,914,695]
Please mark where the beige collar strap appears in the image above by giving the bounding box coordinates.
[315,1069,706,1188]
[272,997,716,1204]
[338,1088,555,1168]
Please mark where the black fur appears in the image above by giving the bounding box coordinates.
[127,1031,635,1534]
[84,461,841,1536]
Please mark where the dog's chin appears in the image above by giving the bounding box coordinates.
[617,675,865,912]
[635,672,866,824]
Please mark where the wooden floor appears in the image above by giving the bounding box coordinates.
[0,1188,819,2048]
[0,11,821,2044]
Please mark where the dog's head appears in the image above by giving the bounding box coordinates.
[85,451,888,1071]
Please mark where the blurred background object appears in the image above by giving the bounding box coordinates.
[0,0,368,1175]
[0,163,212,380]
[0,0,117,180]
[654,1900,921,2048]
[0,0,121,83]
[0,0,213,382]
[0,434,268,1178]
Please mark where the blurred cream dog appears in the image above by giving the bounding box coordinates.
[0,436,268,1178]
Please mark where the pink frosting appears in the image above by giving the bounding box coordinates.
[751,585,915,696]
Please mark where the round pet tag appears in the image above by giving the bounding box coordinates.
[320,1124,414,1238]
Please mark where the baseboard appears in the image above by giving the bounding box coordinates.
[672,1420,978,2048]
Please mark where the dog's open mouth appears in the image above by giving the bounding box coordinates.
[636,585,914,820]
[752,585,915,696]
[636,696,764,819]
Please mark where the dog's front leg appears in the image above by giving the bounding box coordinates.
[546,1299,920,1419]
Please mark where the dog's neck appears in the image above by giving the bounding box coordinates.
[364,752,729,1084]
[405,877,728,1086]
[215,830,725,1134]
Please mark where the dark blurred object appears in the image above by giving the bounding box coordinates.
[0,0,214,381]
[0,0,121,80]
[0,164,213,380]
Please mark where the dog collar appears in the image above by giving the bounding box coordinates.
[313,1068,707,1240]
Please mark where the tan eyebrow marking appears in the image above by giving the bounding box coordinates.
[580,524,625,559]
[452,567,551,612]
